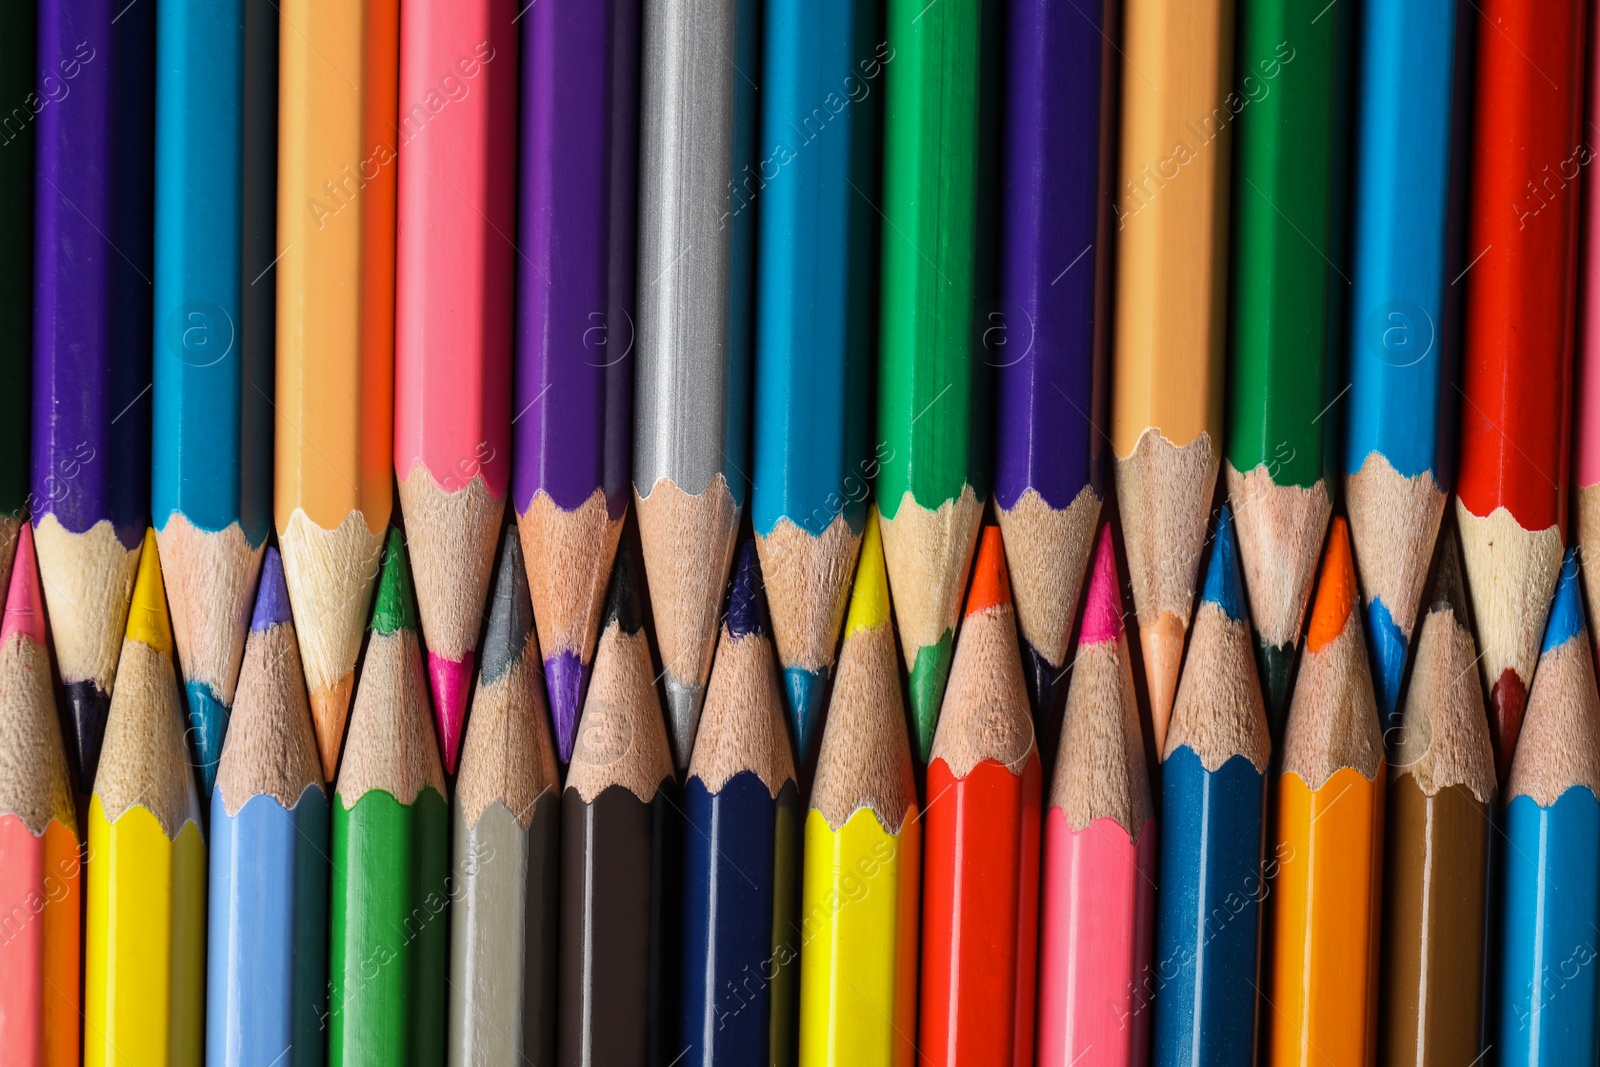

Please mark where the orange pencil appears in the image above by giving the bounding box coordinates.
[276,0,399,778]
[919,527,1042,1067]
[1267,516,1385,1065]
[0,524,80,1065]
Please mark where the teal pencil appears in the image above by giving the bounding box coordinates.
[152,0,275,794]
[751,0,880,760]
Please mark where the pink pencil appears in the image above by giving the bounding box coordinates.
[1037,525,1156,1066]
[0,524,81,1064]
[395,0,519,771]
[1578,11,1600,658]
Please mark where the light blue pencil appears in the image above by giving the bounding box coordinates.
[152,0,275,793]
[1343,0,1466,726]
[207,547,328,1066]
[751,0,881,759]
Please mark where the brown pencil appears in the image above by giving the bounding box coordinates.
[1379,528,1495,1066]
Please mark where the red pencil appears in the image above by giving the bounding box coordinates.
[919,527,1042,1067]
[1457,0,1586,782]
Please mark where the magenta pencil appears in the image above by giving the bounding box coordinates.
[1037,524,1156,1066]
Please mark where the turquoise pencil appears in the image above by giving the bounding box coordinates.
[206,546,328,1066]
[751,0,880,760]
[1497,548,1600,1063]
[152,0,274,794]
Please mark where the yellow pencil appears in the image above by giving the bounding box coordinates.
[85,532,207,1067]
[798,514,920,1067]
[1112,0,1235,747]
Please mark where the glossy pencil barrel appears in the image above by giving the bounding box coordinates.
[1152,750,1266,1065]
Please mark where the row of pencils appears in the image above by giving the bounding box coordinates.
[1,0,1600,1063]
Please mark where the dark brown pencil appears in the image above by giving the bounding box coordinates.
[558,539,677,1065]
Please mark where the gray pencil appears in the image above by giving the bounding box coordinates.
[633,0,758,767]
[449,529,561,1066]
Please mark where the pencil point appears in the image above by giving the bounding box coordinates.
[428,650,472,774]
[544,650,586,763]
[251,546,293,632]
[909,631,954,763]
[125,529,172,652]
[66,681,111,787]
[370,529,419,637]
[1366,597,1408,732]
[665,679,703,767]
[310,681,353,782]
[1142,613,1184,750]
[1255,640,1294,738]
[785,666,826,760]
[1,522,44,645]
[1018,639,1064,721]
[184,681,229,796]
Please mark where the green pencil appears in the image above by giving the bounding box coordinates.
[328,529,449,1065]
[877,0,994,760]
[0,0,34,598]
[1225,0,1345,728]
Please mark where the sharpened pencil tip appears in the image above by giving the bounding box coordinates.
[1489,668,1529,786]
[251,546,294,633]
[544,650,588,764]
[126,529,172,653]
[785,666,826,761]
[1541,549,1585,654]
[66,681,111,788]
[185,680,229,796]
[1018,639,1064,721]
[428,650,473,774]
[1365,597,1408,732]
[664,678,703,769]
[1254,639,1295,740]
[909,631,954,764]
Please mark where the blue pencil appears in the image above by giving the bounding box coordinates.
[206,547,328,1066]
[1497,549,1600,1064]
[1343,0,1468,727]
[680,541,800,1064]
[1152,506,1271,1066]
[750,0,879,760]
[152,0,274,794]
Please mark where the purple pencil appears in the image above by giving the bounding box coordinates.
[514,0,640,763]
[993,0,1116,732]
[32,0,155,785]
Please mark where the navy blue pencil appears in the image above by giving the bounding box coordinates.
[679,541,800,1064]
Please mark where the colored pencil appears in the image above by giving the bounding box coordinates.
[515,0,639,764]
[876,0,989,762]
[85,531,207,1066]
[1456,0,1586,783]
[1226,0,1343,728]
[797,512,920,1066]
[633,0,757,766]
[680,540,801,1065]
[207,546,329,1067]
[1580,0,1600,662]
[994,0,1112,729]
[1036,524,1156,1066]
[1344,0,1466,731]
[0,524,80,1065]
[33,0,154,786]
[1112,0,1233,749]
[152,0,273,796]
[394,0,516,774]
[751,0,877,761]
[1266,516,1385,1064]
[0,0,33,604]
[1497,548,1600,1064]
[450,527,561,1064]
[560,539,678,1065]
[327,530,449,1064]
[919,527,1042,1067]
[1151,504,1270,1066]
[276,0,398,780]
[1378,530,1494,1066]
